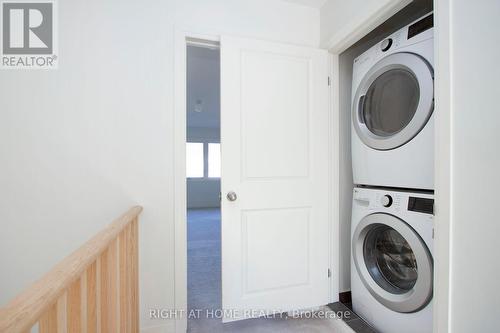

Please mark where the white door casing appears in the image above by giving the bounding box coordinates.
[220,36,331,321]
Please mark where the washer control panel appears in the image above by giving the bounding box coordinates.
[375,191,402,212]
[408,196,434,214]
[381,194,393,207]
[380,38,393,52]
[353,187,433,215]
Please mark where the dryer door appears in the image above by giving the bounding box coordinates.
[353,52,434,150]
[352,213,433,313]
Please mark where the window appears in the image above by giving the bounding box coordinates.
[186,142,204,178]
[208,143,221,178]
[186,142,221,178]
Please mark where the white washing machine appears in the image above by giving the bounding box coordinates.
[352,13,434,190]
[351,187,434,333]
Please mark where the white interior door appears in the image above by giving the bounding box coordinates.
[221,36,331,321]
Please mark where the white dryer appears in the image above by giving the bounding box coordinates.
[352,13,434,190]
[351,187,434,333]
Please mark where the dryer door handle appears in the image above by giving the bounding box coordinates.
[358,95,366,124]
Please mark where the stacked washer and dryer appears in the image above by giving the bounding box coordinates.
[350,13,435,333]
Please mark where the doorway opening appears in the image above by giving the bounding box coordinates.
[183,36,343,333]
[185,41,222,331]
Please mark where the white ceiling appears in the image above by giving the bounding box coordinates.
[281,0,328,8]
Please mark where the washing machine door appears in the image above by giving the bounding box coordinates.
[352,52,434,150]
[352,213,433,313]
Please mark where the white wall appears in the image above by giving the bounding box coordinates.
[438,0,500,332]
[320,0,411,49]
[186,46,220,129]
[187,179,220,208]
[336,52,354,294]
[321,0,390,43]
[186,46,221,209]
[0,0,319,331]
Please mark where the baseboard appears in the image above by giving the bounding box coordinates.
[339,291,352,304]
[328,302,376,333]
[187,206,221,209]
[141,322,175,333]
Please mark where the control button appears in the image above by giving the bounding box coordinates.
[380,38,393,52]
[381,195,393,207]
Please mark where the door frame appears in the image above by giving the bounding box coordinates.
[173,29,220,333]
[324,1,450,332]
[173,29,338,332]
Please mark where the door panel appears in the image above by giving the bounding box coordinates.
[243,208,310,293]
[241,51,310,179]
[221,36,330,321]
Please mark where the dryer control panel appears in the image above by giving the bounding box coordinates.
[408,13,434,39]
[352,12,434,85]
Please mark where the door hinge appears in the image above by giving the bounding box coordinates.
[328,76,331,86]
[432,228,434,239]
[328,268,331,278]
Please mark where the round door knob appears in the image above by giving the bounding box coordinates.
[226,191,237,202]
[381,195,393,207]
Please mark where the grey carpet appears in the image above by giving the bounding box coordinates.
[187,208,353,333]
[188,208,222,314]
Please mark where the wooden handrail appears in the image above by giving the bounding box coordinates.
[0,206,143,333]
